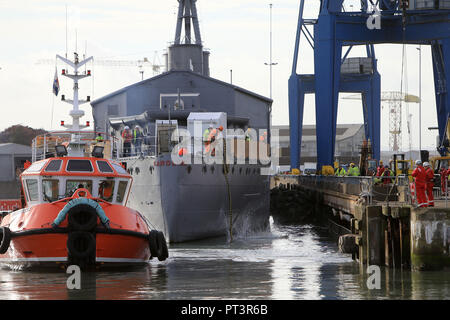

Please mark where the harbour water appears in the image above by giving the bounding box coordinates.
[0,217,449,300]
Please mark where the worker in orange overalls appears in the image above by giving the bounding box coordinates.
[259,131,267,143]
[122,126,133,157]
[376,160,385,177]
[204,127,217,155]
[412,160,428,208]
[424,162,435,207]
[380,165,394,185]
[205,126,224,156]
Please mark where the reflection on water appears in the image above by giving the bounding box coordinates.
[0,219,449,300]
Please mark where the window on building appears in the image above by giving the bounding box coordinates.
[108,105,119,116]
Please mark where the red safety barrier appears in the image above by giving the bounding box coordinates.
[0,199,22,211]
[410,183,416,204]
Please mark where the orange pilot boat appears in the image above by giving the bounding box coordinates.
[0,52,168,269]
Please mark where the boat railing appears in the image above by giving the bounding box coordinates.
[114,135,158,159]
[32,131,118,161]
[112,133,273,164]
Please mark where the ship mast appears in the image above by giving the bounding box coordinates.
[166,0,210,76]
[56,52,93,156]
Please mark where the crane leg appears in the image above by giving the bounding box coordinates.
[288,74,305,170]
[314,14,342,169]
[432,39,450,155]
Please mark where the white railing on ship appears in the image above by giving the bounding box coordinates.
[114,135,157,159]
[31,131,117,162]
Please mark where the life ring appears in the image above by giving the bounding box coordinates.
[0,227,11,254]
[67,231,96,259]
[148,230,168,261]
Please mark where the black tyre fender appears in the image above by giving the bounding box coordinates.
[67,231,96,259]
[0,227,11,254]
[156,231,169,261]
[68,204,98,231]
[148,230,159,259]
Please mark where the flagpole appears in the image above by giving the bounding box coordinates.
[50,94,55,130]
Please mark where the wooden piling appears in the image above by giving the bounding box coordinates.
[365,205,384,266]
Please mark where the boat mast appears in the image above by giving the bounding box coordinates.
[56,52,93,156]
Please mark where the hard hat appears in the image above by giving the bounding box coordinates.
[218,126,223,131]
[209,124,213,128]
[124,126,130,129]
[350,163,355,166]
[423,162,430,167]
[415,160,422,165]
[379,160,383,164]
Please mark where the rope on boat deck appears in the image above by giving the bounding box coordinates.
[223,138,233,242]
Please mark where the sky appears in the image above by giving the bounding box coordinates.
[0,0,440,152]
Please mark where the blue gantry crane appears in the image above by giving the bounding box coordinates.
[289,0,450,171]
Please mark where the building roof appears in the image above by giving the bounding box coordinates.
[91,70,273,106]
[0,143,32,155]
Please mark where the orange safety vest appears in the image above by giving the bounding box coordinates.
[122,130,132,143]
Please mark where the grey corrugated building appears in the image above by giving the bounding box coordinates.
[273,124,365,167]
[90,71,271,138]
[0,143,32,199]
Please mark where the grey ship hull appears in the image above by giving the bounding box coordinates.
[124,154,270,243]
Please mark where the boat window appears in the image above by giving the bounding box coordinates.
[97,160,114,173]
[42,180,59,202]
[116,181,128,203]
[111,162,127,175]
[44,159,63,172]
[98,180,115,202]
[66,160,93,172]
[25,161,47,173]
[25,179,39,201]
[65,180,92,197]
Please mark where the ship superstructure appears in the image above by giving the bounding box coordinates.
[90,0,272,242]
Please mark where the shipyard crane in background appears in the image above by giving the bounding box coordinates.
[343,91,420,153]
[289,0,450,171]
[35,52,165,79]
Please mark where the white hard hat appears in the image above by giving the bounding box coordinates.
[423,162,430,167]
[415,160,422,165]
[124,126,129,129]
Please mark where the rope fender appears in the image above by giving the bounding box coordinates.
[52,198,110,228]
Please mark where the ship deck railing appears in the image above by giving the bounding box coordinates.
[31,131,118,162]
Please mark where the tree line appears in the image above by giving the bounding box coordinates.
[0,125,47,146]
